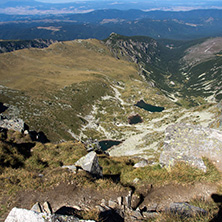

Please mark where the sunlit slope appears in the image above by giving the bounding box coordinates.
[0,39,137,94]
[0,39,139,141]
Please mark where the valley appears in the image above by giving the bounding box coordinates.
[1,34,222,156]
[1,32,222,221]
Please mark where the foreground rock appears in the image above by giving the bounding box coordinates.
[159,123,222,171]
[5,207,95,222]
[75,151,103,177]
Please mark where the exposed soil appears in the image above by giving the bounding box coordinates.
[140,182,218,212]
[1,182,129,221]
[1,181,219,221]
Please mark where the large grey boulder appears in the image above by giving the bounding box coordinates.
[5,207,50,222]
[159,123,222,171]
[5,207,95,222]
[75,151,103,177]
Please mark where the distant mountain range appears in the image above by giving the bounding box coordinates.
[1,0,222,15]
[0,9,222,40]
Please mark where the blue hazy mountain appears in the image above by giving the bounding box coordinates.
[0,9,222,40]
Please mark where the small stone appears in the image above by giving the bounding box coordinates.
[101,199,106,206]
[42,201,52,214]
[143,212,159,218]
[131,193,141,210]
[117,197,123,206]
[96,205,106,212]
[62,165,77,173]
[30,202,42,213]
[130,210,143,219]
[73,205,82,211]
[108,200,117,209]
[133,178,140,184]
[134,159,149,168]
[146,203,158,212]
[125,191,132,209]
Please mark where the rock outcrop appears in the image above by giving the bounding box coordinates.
[0,116,28,133]
[159,123,222,171]
[75,151,103,178]
[0,39,56,53]
[5,207,95,222]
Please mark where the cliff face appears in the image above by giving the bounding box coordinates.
[104,33,159,65]
[0,39,56,53]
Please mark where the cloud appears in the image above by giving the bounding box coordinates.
[0,6,94,15]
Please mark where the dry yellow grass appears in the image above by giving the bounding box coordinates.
[0,39,138,95]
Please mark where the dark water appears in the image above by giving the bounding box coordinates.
[99,140,122,151]
[135,100,164,112]
[128,114,143,125]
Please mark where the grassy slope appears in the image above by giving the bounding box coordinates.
[0,39,139,141]
[0,130,222,221]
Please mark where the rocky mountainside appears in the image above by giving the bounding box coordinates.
[105,34,222,104]
[0,39,56,53]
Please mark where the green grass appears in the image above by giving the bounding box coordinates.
[120,158,221,189]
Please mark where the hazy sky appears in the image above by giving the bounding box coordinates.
[37,0,221,2]
[36,0,214,2]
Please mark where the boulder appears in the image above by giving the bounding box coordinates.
[159,123,222,172]
[134,159,149,168]
[117,197,123,206]
[131,193,141,210]
[124,191,132,209]
[5,207,50,222]
[31,202,42,213]
[166,202,207,217]
[108,200,118,209]
[5,207,95,222]
[42,202,52,214]
[75,151,103,178]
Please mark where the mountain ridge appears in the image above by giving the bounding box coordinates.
[1,9,222,40]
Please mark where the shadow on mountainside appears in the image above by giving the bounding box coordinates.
[210,194,222,222]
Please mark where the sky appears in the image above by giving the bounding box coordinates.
[37,0,221,2]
